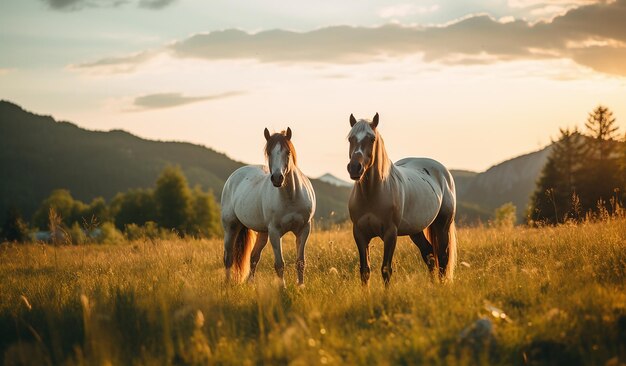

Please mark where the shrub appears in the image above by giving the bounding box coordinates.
[493,202,516,228]
[68,222,87,245]
[123,221,177,242]
[96,222,125,244]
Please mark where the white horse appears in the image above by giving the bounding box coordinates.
[347,113,457,285]
[221,127,316,286]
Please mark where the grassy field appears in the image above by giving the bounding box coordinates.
[1,220,625,365]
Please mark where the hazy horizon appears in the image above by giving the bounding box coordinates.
[2,0,626,179]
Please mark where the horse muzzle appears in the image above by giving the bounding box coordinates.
[347,161,364,181]
[271,172,285,187]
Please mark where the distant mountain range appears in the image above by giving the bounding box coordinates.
[0,100,551,226]
[317,173,352,187]
[456,147,552,222]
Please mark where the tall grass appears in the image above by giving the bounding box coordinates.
[1,220,625,365]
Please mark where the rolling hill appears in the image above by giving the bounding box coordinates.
[0,101,350,224]
[317,173,352,187]
[456,147,552,222]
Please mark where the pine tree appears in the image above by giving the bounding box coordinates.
[579,105,621,212]
[585,105,619,162]
[529,127,584,224]
[154,166,192,235]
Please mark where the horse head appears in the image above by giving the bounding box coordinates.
[264,127,296,187]
[347,113,379,181]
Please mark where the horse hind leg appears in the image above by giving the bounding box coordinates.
[428,212,457,282]
[409,232,436,274]
[223,220,242,283]
[248,232,269,282]
[295,222,311,287]
[223,216,257,283]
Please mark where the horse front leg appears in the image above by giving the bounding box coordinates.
[353,227,372,286]
[268,227,286,287]
[295,222,311,287]
[381,227,398,287]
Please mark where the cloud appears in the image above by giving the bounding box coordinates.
[76,0,626,76]
[507,0,600,8]
[166,16,552,64]
[71,51,156,73]
[508,0,606,22]
[132,91,245,110]
[42,0,175,11]
[379,4,440,19]
[138,0,176,9]
[570,46,626,75]
[44,0,82,9]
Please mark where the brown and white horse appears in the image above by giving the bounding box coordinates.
[221,128,316,286]
[347,113,457,285]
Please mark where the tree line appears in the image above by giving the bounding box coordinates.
[529,105,625,225]
[1,166,222,242]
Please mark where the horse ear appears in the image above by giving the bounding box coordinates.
[286,127,292,140]
[372,113,379,129]
[264,128,271,141]
[350,114,357,127]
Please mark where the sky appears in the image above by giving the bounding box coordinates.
[1,0,626,180]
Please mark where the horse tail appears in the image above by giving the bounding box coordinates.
[425,216,457,282]
[232,227,256,283]
[445,219,457,282]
